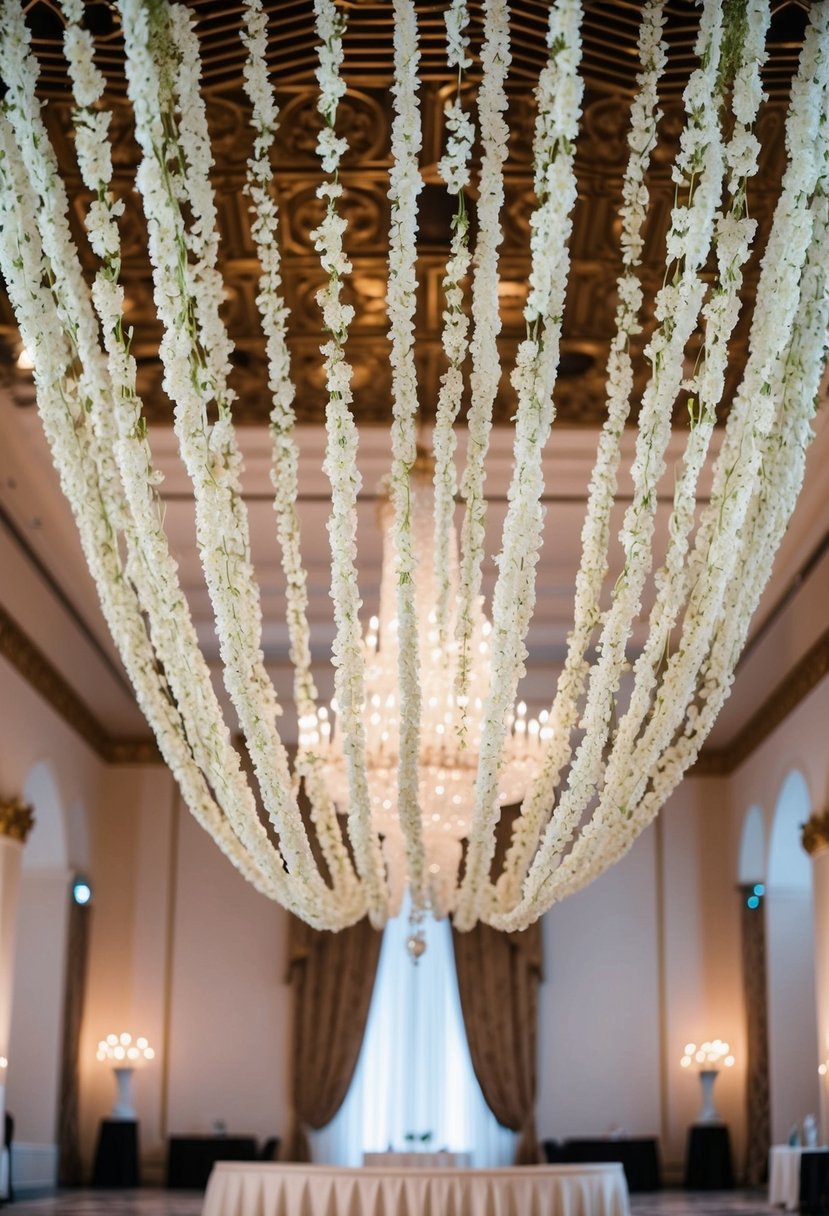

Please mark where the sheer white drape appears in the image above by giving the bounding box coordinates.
[309,895,517,1166]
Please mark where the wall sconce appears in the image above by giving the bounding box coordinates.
[680,1040,735,1123]
[96,1033,155,1121]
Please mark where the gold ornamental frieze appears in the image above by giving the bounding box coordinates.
[802,811,829,858]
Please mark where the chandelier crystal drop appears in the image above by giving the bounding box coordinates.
[0,0,827,934]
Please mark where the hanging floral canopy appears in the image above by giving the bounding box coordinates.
[0,0,826,933]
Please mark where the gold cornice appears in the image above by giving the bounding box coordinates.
[0,798,34,843]
[0,603,161,766]
[700,625,829,776]
[803,812,829,858]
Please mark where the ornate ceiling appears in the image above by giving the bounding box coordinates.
[0,0,813,425]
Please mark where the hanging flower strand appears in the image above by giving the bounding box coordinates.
[432,0,474,646]
[497,0,668,911]
[310,0,389,924]
[239,0,362,913]
[49,0,299,904]
[387,0,427,906]
[118,0,340,924]
[454,0,584,930]
[454,0,511,741]
[599,0,770,830]
[496,0,728,930]
[0,109,292,909]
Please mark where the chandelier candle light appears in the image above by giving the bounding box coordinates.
[96,1033,155,1120]
[681,1040,735,1124]
[0,0,827,932]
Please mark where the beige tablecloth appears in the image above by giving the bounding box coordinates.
[769,1145,829,1210]
[202,1162,630,1216]
[363,1151,472,1168]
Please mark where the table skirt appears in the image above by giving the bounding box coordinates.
[769,1145,829,1211]
[202,1162,630,1216]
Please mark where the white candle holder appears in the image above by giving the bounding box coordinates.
[96,1033,155,1121]
[680,1040,735,1124]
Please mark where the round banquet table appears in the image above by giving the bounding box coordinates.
[202,1162,630,1216]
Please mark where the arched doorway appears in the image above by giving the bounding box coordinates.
[5,761,72,1190]
[766,770,818,1144]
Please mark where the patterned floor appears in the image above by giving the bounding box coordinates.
[0,1189,779,1215]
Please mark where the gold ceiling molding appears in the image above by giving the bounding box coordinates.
[705,624,829,776]
[0,797,34,844]
[802,811,829,858]
[0,3,801,426]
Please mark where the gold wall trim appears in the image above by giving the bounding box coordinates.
[701,624,829,776]
[0,797,34,843]
[803,811,829,858]
[0,603,160,765]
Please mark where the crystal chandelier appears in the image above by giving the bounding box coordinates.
[0,0,827,934]
[300,453,552,920]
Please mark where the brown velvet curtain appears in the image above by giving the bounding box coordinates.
[57,897,90,1185]
[452,807,544,1164]
[740,885,770,1185]
[285,913,382,1161]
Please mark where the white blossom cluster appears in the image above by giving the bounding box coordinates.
[52,0,299,907]
[240,0,362,910]
[387,0,427,905]
[493,0,730,930]
[454,0,584,930]
[117,0,352,927]
[497,0,668,911]
[433,0,473,646]
[309,0,388,924]
[454,0,511,735]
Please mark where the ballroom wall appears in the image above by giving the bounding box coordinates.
[1,650,827,1185]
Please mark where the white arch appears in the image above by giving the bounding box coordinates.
[738,804,765,885]
[766,767,818,1143]
[21,760,68,871]
[768,769,812,891]
[6,759,73,1155]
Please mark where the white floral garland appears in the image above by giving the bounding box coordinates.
[454,0,584,930]
[432,0,474,645]
[495,0,829,927]
[453,0,511,735]
[239,0,363,914]
[0,0,307,908]
[310,0,388,924]
[590,0,770,809]
[0,2,826,932]
[493,0,728,929]
[387,0,427,906]
[55,0,304,906]
[0,111,298,910]
[118,0,343,926]
[496,0,668,911]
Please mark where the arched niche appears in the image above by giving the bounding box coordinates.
[766,768,818,1143]
[6,760,73,1165]
[739,804,766,886]
[21,761,68,871]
